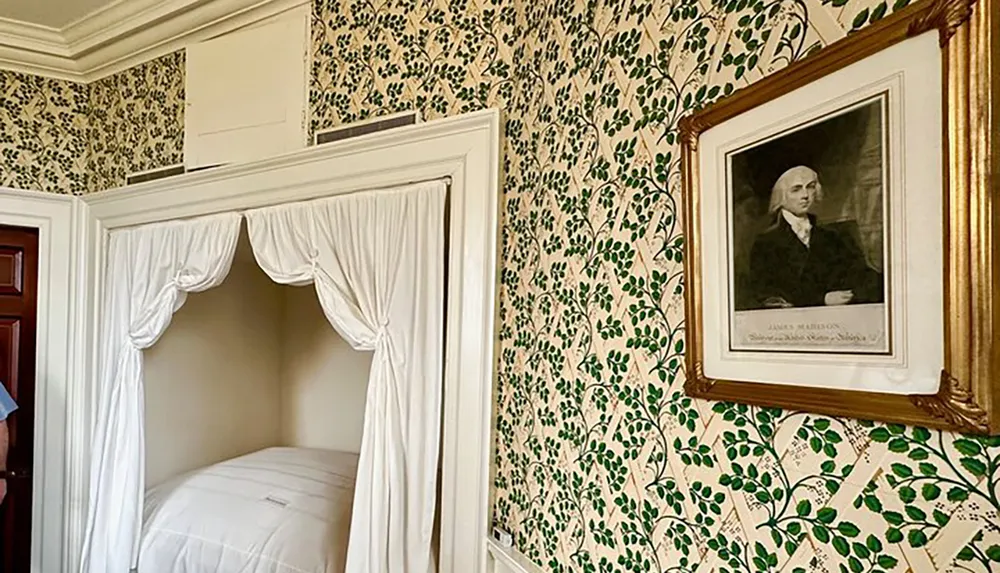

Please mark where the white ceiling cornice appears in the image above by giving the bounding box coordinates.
[0,17,68,55]
[0,0,309,83]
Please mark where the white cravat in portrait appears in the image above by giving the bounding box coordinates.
[781,209,812,246]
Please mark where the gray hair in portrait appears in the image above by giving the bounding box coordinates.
[728,97,888,312]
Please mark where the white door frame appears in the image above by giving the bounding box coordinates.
[74,108,502,572]
[0,188,92,573]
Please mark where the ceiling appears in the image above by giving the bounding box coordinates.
[0,0,116,29]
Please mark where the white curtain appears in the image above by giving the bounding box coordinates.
[79,212,242,573]
[245,180,446,573]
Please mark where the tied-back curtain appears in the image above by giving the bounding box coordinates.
[79,212,242,573]
[245,180,446,573]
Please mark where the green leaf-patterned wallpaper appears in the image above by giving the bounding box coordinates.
[88,51,185,194]
[309,0,1000,570]
[0,71,88,195]
[0,51,184,195]
[2,0,999,570]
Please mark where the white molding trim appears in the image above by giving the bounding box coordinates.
[0,18,67,56]
[0,0,308,82]
[0,188,81,573]
[486,539,545,573]
[63,199,101,573]
[80,108,502,572]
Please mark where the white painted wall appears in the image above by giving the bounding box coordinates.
[143,259,284,487]
[279,285,372,452]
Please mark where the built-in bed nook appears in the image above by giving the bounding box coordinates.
[71,110,501,573]
[143,229,373,490]
[139,222,378,573]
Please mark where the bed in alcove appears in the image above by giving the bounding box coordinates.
[80,179,450,573]
[138,225,376,573]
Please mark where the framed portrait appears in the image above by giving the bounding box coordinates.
[680,0,999,433]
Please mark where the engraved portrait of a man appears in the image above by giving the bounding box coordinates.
[746,165,885,310]
[727,96,891,354]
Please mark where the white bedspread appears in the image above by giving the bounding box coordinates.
[139,447,359,573]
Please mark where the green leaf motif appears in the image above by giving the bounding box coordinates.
[883,511,904,526]
[890,463,913,478]
[953,439,983,457]
[869,1,888,21]
[887,438,909,453]
[851,7,870,29]
[877,555,899,568]
[899,486,916,504]
[886,528,904,543]
[960,457,988,477]
[921,483,941,501]
[866,535,883,553]
[957,547,976,561]
[837,522,861,538]
[947,487,970,502]
[796,499,812,517]
[908,529,929,548]
[870,427,891,442]
[816,507,837,524]
[904,506,926,521]
[832,535,850,557]
[863,495,883,513]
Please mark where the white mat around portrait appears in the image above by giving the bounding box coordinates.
[139,447,359,573]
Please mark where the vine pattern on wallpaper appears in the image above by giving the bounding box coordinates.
[88,51,186,193]
[0,71,88,195]
[1,4,996,569]
[0,52,184,195]
[307,0,1000,571]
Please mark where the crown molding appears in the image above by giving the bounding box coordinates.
[0,17,68,55]
[0,46,81,81]
[0,0,309,83]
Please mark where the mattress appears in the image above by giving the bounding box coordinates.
[139,446,359,573]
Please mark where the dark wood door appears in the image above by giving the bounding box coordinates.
[0,226,38,573]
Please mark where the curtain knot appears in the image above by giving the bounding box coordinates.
[375,319,399,364]
[375,320,390,344]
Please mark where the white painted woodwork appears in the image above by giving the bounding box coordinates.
[184,5,309,169]
[76,109,502,573]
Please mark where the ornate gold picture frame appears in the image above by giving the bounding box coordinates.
[680,0,998,434]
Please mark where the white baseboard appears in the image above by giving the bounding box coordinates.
[485,538,544,573]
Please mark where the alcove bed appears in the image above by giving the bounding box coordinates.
[138,224,374,573]
[84,178,447,573]
[72,110,501,573]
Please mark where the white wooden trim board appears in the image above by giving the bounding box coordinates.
[486,539,546,573]
[0,188,86,573]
